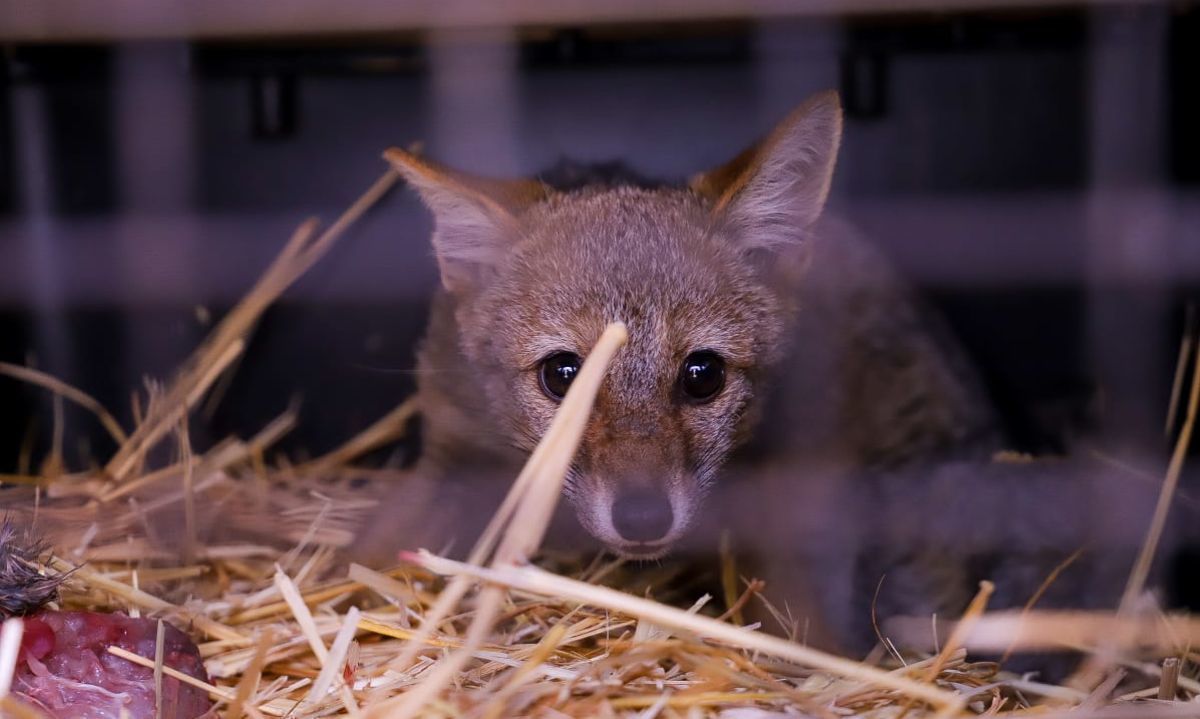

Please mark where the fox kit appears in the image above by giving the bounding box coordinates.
[357,90,1060,649]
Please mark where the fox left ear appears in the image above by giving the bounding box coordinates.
[384,148,553,293]
[689,91,843,251]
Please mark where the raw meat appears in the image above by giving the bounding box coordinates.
[12,611,214,719]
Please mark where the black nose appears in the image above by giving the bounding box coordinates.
[612,489,674,543]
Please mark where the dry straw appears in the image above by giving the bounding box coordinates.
[0,162,1196,718]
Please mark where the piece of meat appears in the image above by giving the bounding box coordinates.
[12,611,214,719]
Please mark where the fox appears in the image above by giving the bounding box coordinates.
[361,89,995,549]
[354,90,1171,654]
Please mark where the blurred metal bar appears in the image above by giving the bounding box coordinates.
[1085,4,1172,451]
[427,27,519,175]
[116,43,195,217]
[113,42,203,383]
[0,0,1162,42]
[12,76,74,381]
[755,17,842,122]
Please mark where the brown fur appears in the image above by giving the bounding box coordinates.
[355,91,1019,648]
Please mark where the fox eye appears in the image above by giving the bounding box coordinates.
[539,352,581,400]
[679,351,726,402]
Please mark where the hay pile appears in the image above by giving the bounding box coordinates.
[1,167,1198,719]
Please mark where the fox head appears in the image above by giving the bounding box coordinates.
[389,92,842,558]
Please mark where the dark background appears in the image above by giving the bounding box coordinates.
[0,2,1197,595]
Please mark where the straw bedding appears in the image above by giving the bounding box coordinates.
[1,169,1197,719]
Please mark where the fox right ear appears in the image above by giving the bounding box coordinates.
[689,91,843,252]
[384,148,552,293]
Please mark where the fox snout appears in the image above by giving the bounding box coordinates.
[569,422,703,558]
[612,489,673,543]
[571,473,693,559]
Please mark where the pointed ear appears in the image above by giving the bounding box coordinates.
[384,148,552,293]
[689,91,842,252]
